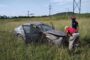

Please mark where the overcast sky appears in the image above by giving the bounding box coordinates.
[0,0,90,16]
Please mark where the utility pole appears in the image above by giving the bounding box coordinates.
[49,3,51,17]
[73,0,75,14]
[27,11,30,17]
[79,0,81,14]
[66,8,69,16]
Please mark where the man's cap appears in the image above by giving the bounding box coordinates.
[71,16,76,19]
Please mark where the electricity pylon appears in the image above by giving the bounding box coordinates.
[73,0,81,14]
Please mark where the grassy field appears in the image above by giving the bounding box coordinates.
[0,18,90,60]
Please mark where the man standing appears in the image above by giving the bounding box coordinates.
[64,16,80,51]
[65,26,79,51]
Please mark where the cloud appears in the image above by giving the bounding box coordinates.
[51,0,90,8]
[51,0,72,6]
[52,0,64,3]
[52,0,72,3]
[0,4,8,8]
[82,0,90,6]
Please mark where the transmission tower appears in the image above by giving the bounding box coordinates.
[73,0,81,14]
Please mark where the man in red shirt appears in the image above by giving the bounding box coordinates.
[65,26,76,36]
[65,26,79,51]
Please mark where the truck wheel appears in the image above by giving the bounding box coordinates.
[17,34,24,40]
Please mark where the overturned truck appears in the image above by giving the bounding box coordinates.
[14,22,68,46]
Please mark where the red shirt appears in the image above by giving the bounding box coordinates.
[66,27,76,36]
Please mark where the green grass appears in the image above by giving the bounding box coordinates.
[0,18,90,60]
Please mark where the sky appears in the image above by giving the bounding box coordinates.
[0,0,90,16]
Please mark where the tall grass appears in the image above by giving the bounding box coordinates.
[0,18,90,60]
